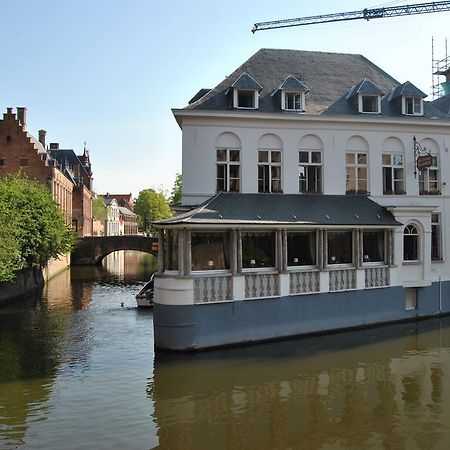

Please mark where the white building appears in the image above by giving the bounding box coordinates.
[153,49,450,350]
[104,198,121,236]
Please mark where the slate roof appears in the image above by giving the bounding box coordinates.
[388,81,427,100]
[230,72,263,91]
[118,206,136,217]
[183,48,450,120]
[189,88,211,105]
[156,193,401,227]
[49,149,90,177]
[185,48,400,114]
[432,93,450,115]
[278,75,308,92]
[346,78,385,98]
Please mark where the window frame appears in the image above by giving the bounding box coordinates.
[403,224,420,263]
[241,231,277,270]
[419,155,440,195]
[403,96,423,116]
[191,231,231,272]
[326,230,354,267]
[258,149,282,193]
[281,91,305,112]
[234,89,258,109]
[362,230,386,265]
[346,152,368,195]
[382,153,405,195]
[286,230,318,269]
[358,94,381,114]
[298,150,322,194]
[431,213,442,262]
[216,148,241,193]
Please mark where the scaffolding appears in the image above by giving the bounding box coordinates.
[432,37,450,99]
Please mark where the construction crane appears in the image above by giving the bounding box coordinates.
[251,1,450,32]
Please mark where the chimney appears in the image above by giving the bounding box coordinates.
[39,130,47,148]
[16,107,27,127]
[49,142,59,150]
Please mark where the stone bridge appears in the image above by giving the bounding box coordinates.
[71,236,158,265]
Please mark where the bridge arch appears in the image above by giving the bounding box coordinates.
[71,236,158,265]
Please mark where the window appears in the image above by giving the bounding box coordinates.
[362,231,385,263]
[191,232,230,271]
[6,135,11,144]
[403,224,419,262]
[382,153,405,195]
[236,90,257,109]
[419,156,440,195]
[360,95,380,113]
[216,148,240,192]
[258,150,282,193]
[20,157,28,167]
[404,97,423,116]
[287,231,316,266]
[0,157,4,167]
[346,153,368,194]
[242,232,276,268]
[283,92,304,111]
[164,230,179,271]
[299,150,322,194]
[327,231,353,265]
[431,214,442,261]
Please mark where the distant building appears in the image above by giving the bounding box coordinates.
[118,206,138,235]
[104,198,121,236]
[103,193,134,211]
[0,107,94,236]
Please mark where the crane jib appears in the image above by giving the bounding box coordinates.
[252,1,450,32]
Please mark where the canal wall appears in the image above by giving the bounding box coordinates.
[43,253,70,282]
[0,267,43,305]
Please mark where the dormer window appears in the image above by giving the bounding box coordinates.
[278,75,308,112]
[360,95,381,114]
[230,72,262,110]
[403,97,423,115]
[347,79,384,115]
[388,81,426,117]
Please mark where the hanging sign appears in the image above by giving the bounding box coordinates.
[416,154,433,171]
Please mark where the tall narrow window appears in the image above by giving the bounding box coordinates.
[382,153,405,195]
[216,148,240,192]
[403,224,419,261]
[431,213,442,261]
[362,231,385,263]
[0,157,4,167]
[419,156,440,195]
[299,150,322,194]
[164,230,179,271]
[258,150,282,193]
[346,153,368,194]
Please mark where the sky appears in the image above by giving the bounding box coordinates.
[1,0,449,197]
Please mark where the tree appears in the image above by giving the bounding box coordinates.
[134,188,172,233]
[169,173,182,205]
[0,173,75,281]
[92,195,107,221]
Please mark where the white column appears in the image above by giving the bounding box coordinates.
[158,229,164,273]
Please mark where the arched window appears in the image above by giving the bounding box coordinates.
[403,224,419,261]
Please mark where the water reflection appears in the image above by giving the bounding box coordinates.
[151,320,450,450]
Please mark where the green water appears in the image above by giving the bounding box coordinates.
[2,251,450,449]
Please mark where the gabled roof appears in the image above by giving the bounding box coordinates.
[49,149,91,178]
[278,75,308,92]
[156,193,401,227]
[230,72,263,91]
[388,81,427,101]
[185,48,399,114]
[118,206,136,217]
[346,78,384,99]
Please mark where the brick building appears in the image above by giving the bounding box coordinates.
[0,107,94,236]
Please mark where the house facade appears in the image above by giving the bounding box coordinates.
[153,49,450,350]
[118,206,139,235]
[104,198,121,236]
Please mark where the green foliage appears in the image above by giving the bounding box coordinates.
[135,188,172,233]
[92,195,107,221]
[169,173,182,205]
[0,173,75,281]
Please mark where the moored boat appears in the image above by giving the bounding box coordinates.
[136,274,154,307]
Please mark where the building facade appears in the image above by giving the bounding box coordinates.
[153,49,450,350]
[118,206,139,235]
[104,198,121,236]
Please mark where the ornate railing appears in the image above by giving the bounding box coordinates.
[365,266,389,288]
[245,273,279,299]
[194,275,232,304]
[290,271,320,295]
[329,268,356,292]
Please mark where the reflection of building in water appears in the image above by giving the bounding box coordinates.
[151,321,450,449]
[102,250,158,281]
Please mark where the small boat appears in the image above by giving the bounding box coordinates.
[135,274,154,307]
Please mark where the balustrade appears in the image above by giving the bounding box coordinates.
[193,275,232,304]
[245,272,280,298]
[290,271,320,295]
[365,266,389,288]
[329,268,356,292]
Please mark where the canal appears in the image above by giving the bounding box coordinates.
[2,251,450,449]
